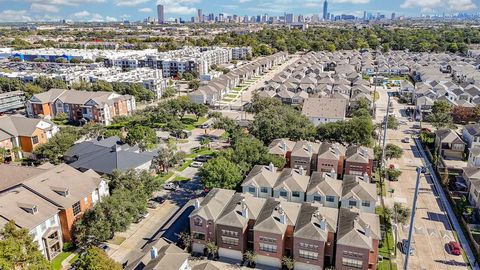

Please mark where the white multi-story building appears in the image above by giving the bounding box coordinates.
[231,47,252,60]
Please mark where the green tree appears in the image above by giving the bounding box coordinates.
[75,247,122,270]
[390,203,411,225]
[33,127,80,164]
[91,80,114,92]
[426,112,455,130]
[154,141,185,173]
[125,125,156,150]
[386,115,398,130]
[0,147,8,163]
[248,94,283,114]
[0,220,50,270]
[200,156,243,189]
[190,103,208,121]
[188,79,200,90]
[244,250,257,267]
[317,116,374,146]
[375,143,404,161]
[282,256,295,270]
[386,168,402,181]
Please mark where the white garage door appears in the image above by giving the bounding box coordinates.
[218,248,243,261]
[192,243,205,254]
[295,261,321,270]
[257,255,281,269]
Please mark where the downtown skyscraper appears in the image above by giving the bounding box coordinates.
[157,4,164,24]
[323,0,328,20]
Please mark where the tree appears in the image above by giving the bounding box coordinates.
[426,112,455,130]
[248,94,282,114]
[199,156,243,189]
[154,141,185,173]
[176,231,193,251]
[452,106,475,123]
[0,220,50,269]
[33,127,80,164]
[125,125,156,150]
[431,100,452,114]
[188,79,200,90]
[282,256,295,270]
[190,103,208,121]
[0,147,7,163]
[386,115,398,130]
[200,137,210,149]
[75,247,122,270]
[375,144,404,161]
[244,250,257,267]
[386,168,402,181]
[206,241,218,259]
[317,116,375,146]
[390,203,411,225]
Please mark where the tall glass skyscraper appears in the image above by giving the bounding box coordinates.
[323,0,328,20]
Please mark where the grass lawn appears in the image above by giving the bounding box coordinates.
[174,176,191,182]
[376,207,398,270]
[51,252,73,270]
[182,116,208,131]
[156,171,174,182]
[186,149,215,159]
[108,235,126,245]
[224,94,238,98]
[222,98,234,102]
[177,160,193,171]
[233,87,243,91]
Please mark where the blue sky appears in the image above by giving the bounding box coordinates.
[0,0,478,22]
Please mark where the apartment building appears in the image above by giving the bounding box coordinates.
[0,186,63,260]
[273,168,310,203]
[335,208,380,270]
[27,89,136,125]
[190,189,379,270]
[231,47,252,60]
[0,115,59,159]
[0,163,109,242]
[0,91,25,113]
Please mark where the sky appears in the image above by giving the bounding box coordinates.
[0,0,478,22]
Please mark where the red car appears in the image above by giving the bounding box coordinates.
[448,241,461,255]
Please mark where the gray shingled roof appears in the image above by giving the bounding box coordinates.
[216,193,266,228]
[341,175,377,202]
[293,203,338,241]
[254,198,301,234]
[307,172,343,197]
[337,208,380,250]
[189,188,235,221]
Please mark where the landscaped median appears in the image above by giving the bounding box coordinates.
[376,206,398,270]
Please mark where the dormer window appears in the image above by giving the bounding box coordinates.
[51,186,69,197]
[18,203,38,214]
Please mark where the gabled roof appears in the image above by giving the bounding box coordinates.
[268,138,296,155]
[242,164,280,189]
[274,168,310,193]
[216,193,266,228]
[345,145,374,163]
[435,129,465,145]
[189,188,235,221]
[317,142,346,160]
[337,208,380,250]
[307,172,343,197]
[293,203,338,241]
[253,198,301,234]
[465,124,480,137]
[342,175,377,202]
[291,141,320,158]
[0,115,54,137]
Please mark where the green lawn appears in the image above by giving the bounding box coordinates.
[186,149,215,159]
[108,235,126,245]
[51,252,73,270]
[156,171,174,182]
[181,116,208,131]
[177,160,193,171]
[222,98,234,102]
[224,94,238,98]
[376,207,398,270]
[174,176,191,182]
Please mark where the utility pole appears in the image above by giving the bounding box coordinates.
[380,94,390,183]
[404,166,424,270]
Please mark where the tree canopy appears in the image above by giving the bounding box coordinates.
[316,116,375,146]
[75,247,122,270]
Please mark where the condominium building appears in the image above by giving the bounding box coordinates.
[0,91,25,113]
[231,47,252,60]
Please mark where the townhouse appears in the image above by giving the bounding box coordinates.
[189,189,379,270]
[0,163,109,242]
[463,124,480,150]
[289,141,320,173]
[126,238,191,270]
[306,171,342,208]
[317,142,346,178]
[463,166,480,208]
[0,115,59,159]
[435,129,466,160]
[26,89,136,125]
[341,175,377,213]
[344,146,374,177]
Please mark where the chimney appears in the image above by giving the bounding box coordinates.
[278,205,286,224]
[241,199,249,219]
[364,224,371,237]
[362,172,370,183]
[281,141,287,151]
[194,199,200,209]
[333,145,340,156]
[299,166,305,176]
[330,168,337,179]
[307,143,313,153]
[150,246,158,259]
[268,162,276,172]
[319,217,327,230]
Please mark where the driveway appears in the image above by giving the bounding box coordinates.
[376,87,470,270]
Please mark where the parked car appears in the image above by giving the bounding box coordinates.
[199,123,210,129]
[152,196,165,204]
[402,239,414,255]
[163,182,178,191]
[147,200,160,209]
[195,155,213,162]
[447,241,461,255]
[98,243,110,253]
[402,137,410,143]
[190,161,204,168]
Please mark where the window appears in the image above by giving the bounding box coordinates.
[342,257,363,268]
[343,251,363,258]
[299,242,318,249]
[222,230,238,237]
[193,232,205,240]
[259,243,277,253]
[40,221,46,231]
[313,195,322,202]
[299,250,318,260]
[326,196,335,202]
[349,200,357,207]
[362,200,371,207]
[194,218,203,226]
[261,187,268,193]
[292,191,300,197]
[32,136,39,144]
[248,187,256,194]
[72,201,81,216]
[48,216,56,226]
[259,236,276,243]
[280,191,288,197]
[222,236,239,246]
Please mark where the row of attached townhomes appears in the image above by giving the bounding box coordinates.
[456,124,480,209]
[188,139,378,270]
[0,114,59,160]
[0,163,109,260]
[26,88,136,125]
[188,52,287,105]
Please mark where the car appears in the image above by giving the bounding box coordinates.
[402,239,414,255]
[147,200,160,209]
[402,137,410,143]
[447,241,461,255]
[195,155,213,162]
[152,196,165,204]
[190,161,204,168]
[199,123,210,129]
[98,243,110,253]
[163,182,178,191]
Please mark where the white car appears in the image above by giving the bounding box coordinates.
[163,182,178,191]
[402,137,410,143]
[190,161,203,168]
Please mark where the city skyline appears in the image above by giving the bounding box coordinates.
[0,0,479,22]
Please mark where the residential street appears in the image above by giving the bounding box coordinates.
[376,87,474,269]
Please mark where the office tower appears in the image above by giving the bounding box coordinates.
[285,13,294,23]
[363,11,367,20]
[391,12,396,20]
[197,9,203,22]
[323,0,328,20]
[219,13,224,22]
[157,4,164,24]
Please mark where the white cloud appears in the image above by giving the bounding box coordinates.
[138,7,153,13]
[23,0,106,7]
[166,5,197,14]
[30,3,60,13]
[105,16,118,22]
[401,0,476,12]
[72,10,91,18]
[239,0,251,3]
[116,0,150,6]
[156,0,198,15]
[0,10,32,22]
